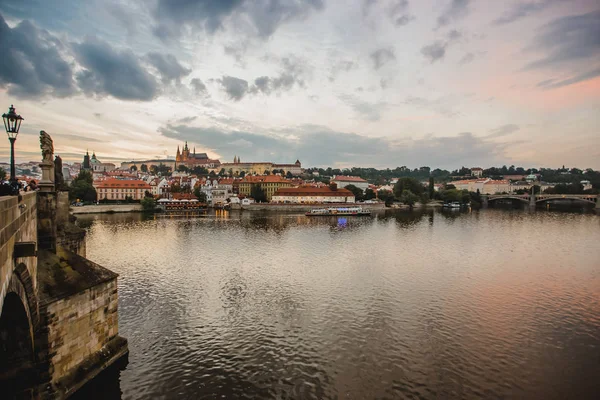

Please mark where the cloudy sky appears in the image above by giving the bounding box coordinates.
[0,0,599,169]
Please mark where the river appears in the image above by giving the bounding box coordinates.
[73,209,600,399]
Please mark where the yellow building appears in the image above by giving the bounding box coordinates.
[239,175,293,201]
[220,156,302,176]
[94,178,152,201]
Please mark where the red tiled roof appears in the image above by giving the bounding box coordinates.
[241,175,291,183]
[94,178,151,189]
[332,175,367,183]
[274,187,354,197]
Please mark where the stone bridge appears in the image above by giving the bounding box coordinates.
[1,134,127,399]
[483,194,599,208]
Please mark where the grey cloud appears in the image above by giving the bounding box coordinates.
[152,0,324,39]
[339,95,385,121]
[447,29,462,41]
[190,78,207,94]
[328,60,357,81]
[395,14,415,26]
[248,56,307,95]
[0,14,75,98]
[437,0,471,28]
[536,67,600,90]
[73,37,158,101]
[224,42,249,66]
[147,52,191,84]
[370,48,396,70]
[421,41,447,63]
[158,124,507,169]
[524,11,600,70]
[218,76,249,100]
[403,95,459,117]
[364,0,414,26]
[493,0,564,25]
[176,116,198,124]
[488,124,520,138]
[459,52,475,64]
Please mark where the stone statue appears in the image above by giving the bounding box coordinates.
[40,130,54,163]
[54,155,65,190]
[38,130,55,190]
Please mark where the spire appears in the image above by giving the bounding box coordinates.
[193,146,196,155]
[185,141,188,151]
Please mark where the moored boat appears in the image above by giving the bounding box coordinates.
[442,202,462,208]
[305,206,371,216]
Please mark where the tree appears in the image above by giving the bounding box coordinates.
[69,170,97,202]
[393,177,424,198]
[251,184,267,202]
[400,190,419,207]
[428,177,435,199]
[130,165,138,172]
[377,189,394,206]
[264,170,271,175]
[140,197,156,212]
[364,188,376,200]
[191,165,208,175]
[219,168,226,176]
[0,167,6,181]
[156,163,171,176]
[286,171,293,179]
[193,187,207,203]
[140,164,148,173]
[239,171,246,178]
[345,184,364,201]
[177,164,189,173]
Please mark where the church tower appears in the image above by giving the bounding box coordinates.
[176,145,181,162]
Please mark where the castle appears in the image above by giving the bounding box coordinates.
[175,142,221,168]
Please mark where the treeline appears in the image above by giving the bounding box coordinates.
[345,177,480,207]
[305,165,600,189]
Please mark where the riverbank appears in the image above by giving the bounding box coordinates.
[71,204,142,214]
[238,203,387,212]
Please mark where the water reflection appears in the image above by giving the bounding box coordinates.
[77,209,600,399]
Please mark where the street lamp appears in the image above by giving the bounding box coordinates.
[3,105,24,186]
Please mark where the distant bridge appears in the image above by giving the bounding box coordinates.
[483,194,599,208]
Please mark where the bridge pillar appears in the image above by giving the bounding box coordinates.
[529,194,536,209]
[482,195,488,208]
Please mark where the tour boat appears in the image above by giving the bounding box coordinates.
[442,202,462,209]
[305,206,371,216]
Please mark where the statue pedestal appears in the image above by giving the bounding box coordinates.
[39,161,55,192]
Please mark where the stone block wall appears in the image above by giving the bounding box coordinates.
[57,232,87,258]
[45,279,119,382]
[0,192,38,312]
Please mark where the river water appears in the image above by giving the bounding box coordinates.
[74,209,600,399]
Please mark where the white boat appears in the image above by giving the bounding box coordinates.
[306,206,371,216]
[442,202,462,208]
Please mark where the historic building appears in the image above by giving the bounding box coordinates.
[221,156,302,176]
[239,175,293,201]
[176,142,220,169]
[331,175,369,191]
[272,186,355,203]
[94,178,152,201]
[80,151,115,173]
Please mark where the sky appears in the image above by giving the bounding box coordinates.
[0,0,599,170]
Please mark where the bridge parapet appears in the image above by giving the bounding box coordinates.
[0,192,38,316]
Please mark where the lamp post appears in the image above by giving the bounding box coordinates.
[2,105,24,188]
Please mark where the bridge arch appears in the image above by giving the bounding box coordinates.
[0,265,38,395]
[488,196,530,204]
[535,196,597,205]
